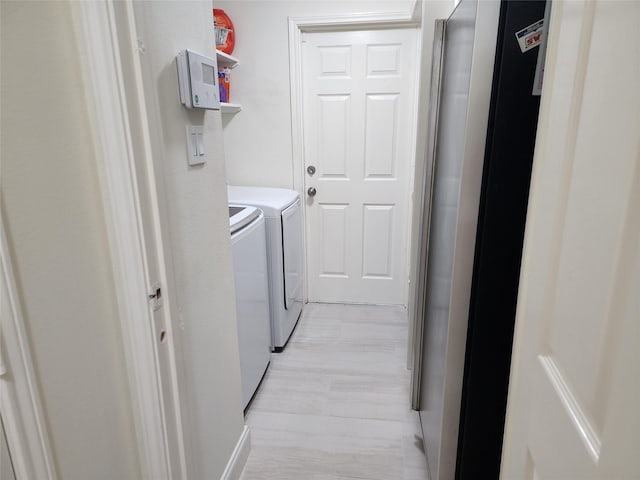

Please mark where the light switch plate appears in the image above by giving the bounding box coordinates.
[186,125,205,166]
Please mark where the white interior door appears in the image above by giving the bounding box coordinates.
[501,1,640,479]
[302,28,418,304]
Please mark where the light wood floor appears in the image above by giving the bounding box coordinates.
[239,303,429,480]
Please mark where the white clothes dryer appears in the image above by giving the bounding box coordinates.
[228,186,304,351]
[229,205,271,409]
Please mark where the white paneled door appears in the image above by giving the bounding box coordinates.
[501,1,640,479]
[302,28,418,304]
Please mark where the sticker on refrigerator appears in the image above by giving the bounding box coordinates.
[515,19,544,53]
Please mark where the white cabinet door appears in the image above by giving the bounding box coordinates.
[302,28,418,304]
[501,2,640,479]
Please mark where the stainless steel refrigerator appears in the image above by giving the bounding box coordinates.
[411,1,548,479]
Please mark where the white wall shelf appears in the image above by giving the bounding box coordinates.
[216,50,239,69]
[216,51,241,112]
[221,102,242,114]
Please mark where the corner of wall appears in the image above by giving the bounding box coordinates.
[130,2,246,478]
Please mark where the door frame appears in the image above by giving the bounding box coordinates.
[1,220,57,480]
[72,2,188,479]
[288,10,421,303]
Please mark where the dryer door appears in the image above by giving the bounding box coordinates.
[281,199,303,310]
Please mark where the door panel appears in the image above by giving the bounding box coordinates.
[319,204,348,277]
[362,204,394,278]
[501,1,640,478]
[318,95,350,175]
[303,28,418,304]
[365,95,399,177]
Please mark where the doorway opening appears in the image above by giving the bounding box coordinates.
[289,14,421,307]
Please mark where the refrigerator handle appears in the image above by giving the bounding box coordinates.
[410,18,447,410]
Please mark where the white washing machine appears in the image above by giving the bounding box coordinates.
[228,186,304,351]
[229,205,271,409]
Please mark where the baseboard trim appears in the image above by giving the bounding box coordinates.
[220,426,251,480]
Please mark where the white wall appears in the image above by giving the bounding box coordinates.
[0,2,141,479]
[215,0,415,188]
[132,2,246,478]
